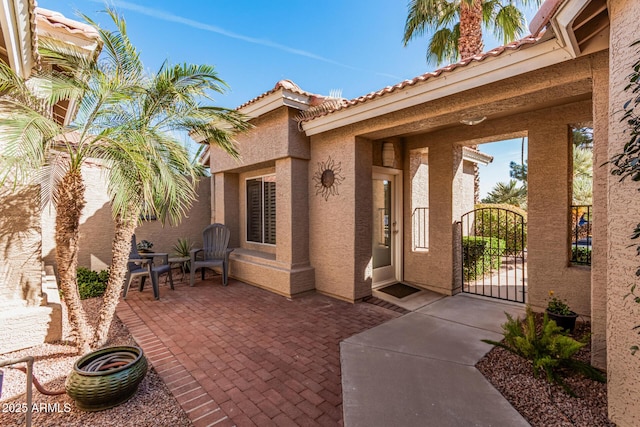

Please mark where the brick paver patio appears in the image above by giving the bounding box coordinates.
[116,274,400,427]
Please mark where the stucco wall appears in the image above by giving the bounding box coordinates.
[309,130,360,301]
[527,122,591,316]
[0,184,42,305]
[403,139,456,294]
[136,177,212,254]
[606,0,640,424]
[42,164,212,272]
[591,52,609,369]
[211,106,315,297]
[210,107,310,174]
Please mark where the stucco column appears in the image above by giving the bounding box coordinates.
[353,137,373,300]
[607,1,640,424]
[213,172,239,248]
[309,134,371,302]
[590,53,609,370]
[528,124,590,314]
[275,157,309,266]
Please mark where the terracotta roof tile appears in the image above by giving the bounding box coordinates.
[35,7,100,40]
[529,0,564,37]
[297,35,542,123]
[236,79,320,110]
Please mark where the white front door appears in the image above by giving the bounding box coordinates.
[372,169,402,286]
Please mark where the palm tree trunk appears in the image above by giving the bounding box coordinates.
[92,213,137,349]
[458,0,484,60]
[55,170,92,353]
[459,2,484,203]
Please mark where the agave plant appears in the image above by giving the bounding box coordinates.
[173,237,193,271]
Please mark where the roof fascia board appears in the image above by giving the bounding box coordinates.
[551,0,591,57]
[0,0,33,79]
[302,39,572,136]
[239,88,309,118]
[37,25,99,54]
[462,147,493,165]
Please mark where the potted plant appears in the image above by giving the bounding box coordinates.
[172,237,193,272]
[546,291,578,332]
[136,240,153,253]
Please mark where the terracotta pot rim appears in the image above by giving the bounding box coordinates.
[546,309,578,317]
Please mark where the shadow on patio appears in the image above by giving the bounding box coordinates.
[116,272,401,427]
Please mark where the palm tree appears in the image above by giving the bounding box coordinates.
[481,179,527,208]
[403,0,539,64]
[404,0,538,202]
[90,21,249,347]
[0,9,249,352]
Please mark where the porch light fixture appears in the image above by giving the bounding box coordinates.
[459,116,487,126]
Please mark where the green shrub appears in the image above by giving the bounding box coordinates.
[462,236,505,280]
[571,247,591,264]
[482,308,605,396]
[77,267,109,299]
[473,204,527,255]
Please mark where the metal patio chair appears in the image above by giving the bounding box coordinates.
[190,223,233,287]
[123,234,174,300]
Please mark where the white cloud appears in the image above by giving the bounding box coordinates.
[90,0,401,80]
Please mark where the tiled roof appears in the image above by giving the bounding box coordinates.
[529,0,564,37]
[297,35,542,123]
[236,79,322,110]
[35,7,100,39]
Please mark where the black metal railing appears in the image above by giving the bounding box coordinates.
[412,207,428,250]
[571,205,592,265]
[460,207,527,303]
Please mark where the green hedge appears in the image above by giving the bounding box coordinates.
[77,267,109,299]
[473,204,527,255]
[571,247,591,264]
[462,236,505,280]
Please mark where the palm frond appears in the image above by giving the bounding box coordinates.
[404,0,457,45]
[428,25,460,64]
[491,4,527,45]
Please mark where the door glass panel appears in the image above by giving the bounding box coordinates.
[373,179,392,269]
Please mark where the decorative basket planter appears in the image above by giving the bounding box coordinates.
[65,346,147,411]
[546,309,578,333]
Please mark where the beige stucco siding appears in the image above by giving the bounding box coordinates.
[213,172,240,247]
[590,52,609,369]
[402,139,456,294]
[606,0,640,424]
[42,165,212,272]
[0,184,42,304]
[308,130,359,301]
[210,107,310,174]
[527,122,591,316]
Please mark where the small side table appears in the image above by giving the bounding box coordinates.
[168,256,190,281]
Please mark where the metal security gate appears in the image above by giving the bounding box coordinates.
[460,207,527,303]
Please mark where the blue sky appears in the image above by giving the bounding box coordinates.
[38,0,539,197]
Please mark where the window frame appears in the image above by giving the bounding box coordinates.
[245,174,276,246]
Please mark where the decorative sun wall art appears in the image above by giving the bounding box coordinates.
[313,157,345,201]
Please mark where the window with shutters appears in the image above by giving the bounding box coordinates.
[246,175,276,245]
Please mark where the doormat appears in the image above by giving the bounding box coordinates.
[377,283,421,299]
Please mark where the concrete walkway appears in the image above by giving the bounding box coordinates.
[341,293,530,427]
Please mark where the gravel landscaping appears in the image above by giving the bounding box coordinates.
[477,318,613,427]
[0,298,191,427]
